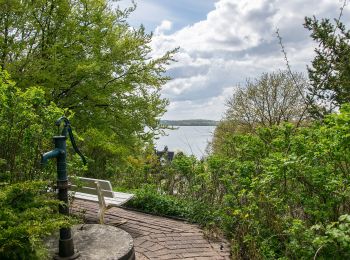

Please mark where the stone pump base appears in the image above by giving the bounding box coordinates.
[45,224,135,260]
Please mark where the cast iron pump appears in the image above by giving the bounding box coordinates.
[41,116,86,259]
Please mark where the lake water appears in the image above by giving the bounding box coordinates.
[154,126,216,158]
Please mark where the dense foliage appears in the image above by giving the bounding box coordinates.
[0,69,65,182]
[122,104,350,259]
[0,181,74,259]
[0,68,79,258]
[0,0,175,256]
[0,0,176,178]
[211,105,350,258]
[126,185,218,226]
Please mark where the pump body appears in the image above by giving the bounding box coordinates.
[42,117,85,259]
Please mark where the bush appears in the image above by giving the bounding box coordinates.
[126,104,350,258]
[126,185,189,218]
[125,185,220,228]
[109,104,350,259]
[0,181,75,259]
[212,104,350,259]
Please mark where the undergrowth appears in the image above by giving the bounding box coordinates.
[0,181,76,259]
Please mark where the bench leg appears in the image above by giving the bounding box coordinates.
[98,208,106,224]
[95,181,107,224]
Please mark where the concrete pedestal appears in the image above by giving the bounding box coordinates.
[45,224,135,260]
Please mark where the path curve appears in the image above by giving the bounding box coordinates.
[72,200,231,260]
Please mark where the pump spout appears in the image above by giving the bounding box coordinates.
[41,148,63,166]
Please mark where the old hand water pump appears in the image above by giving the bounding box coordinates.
[41,117,86,259]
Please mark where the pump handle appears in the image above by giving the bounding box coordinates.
[55,116,87,165]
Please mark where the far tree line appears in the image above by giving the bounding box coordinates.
[161,119,218,126]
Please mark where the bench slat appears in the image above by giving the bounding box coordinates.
[73,191,134,206]
[113,192,134,199]
[72,177,112,191]
[71,186,114,198]
[112,192,134,204]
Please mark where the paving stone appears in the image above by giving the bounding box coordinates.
[135,252,150,259]
[156,236,168,242]
[166,239,189,245]
[165,244,192,250]
[181,232,202,237]
[191,243,210,248]
[139,240,156,248]
[150,233,166,239]
[182,251,219,258]
[133,239,144,247]
[149,244,164,252]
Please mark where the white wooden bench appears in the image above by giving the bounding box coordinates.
[70,177,134,224]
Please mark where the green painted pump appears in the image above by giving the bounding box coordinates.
[41,117,86,259]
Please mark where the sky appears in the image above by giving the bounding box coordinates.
[117,0,350,120]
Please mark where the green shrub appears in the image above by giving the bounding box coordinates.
[112,105,350,259]
[125,185,219,228]
[126,185,189,218]
[0,181,75,259]
[286,214,350,259]
[212,104,350,259]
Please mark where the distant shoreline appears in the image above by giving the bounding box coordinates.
[160,119,218,126]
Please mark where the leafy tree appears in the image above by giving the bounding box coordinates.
[225,71,308,132]
[304,13,350,115]
[0,69,65,182]
[0,0,176,177]
[213,71,309,155]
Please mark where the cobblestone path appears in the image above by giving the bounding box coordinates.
[72,200,231,260]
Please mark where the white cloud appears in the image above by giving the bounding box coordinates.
[150,0,350,120]
[155,20,173,35]
[163,86,237,120]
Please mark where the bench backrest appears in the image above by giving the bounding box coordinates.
[71,177,114,198]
